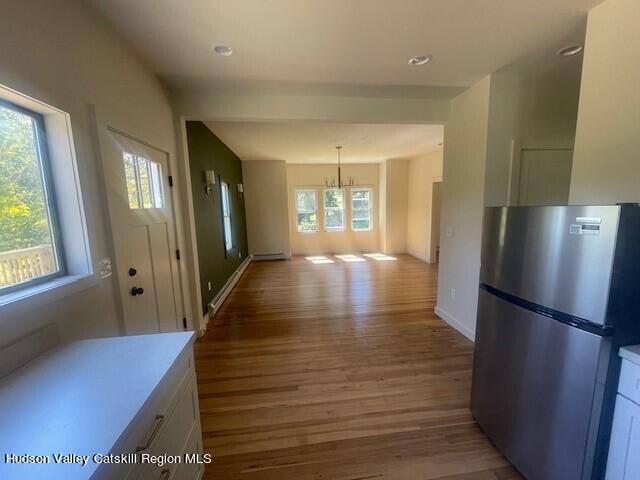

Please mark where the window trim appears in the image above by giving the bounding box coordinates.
[351,187,373,232]
[295,189,318,233]
[323,188,345,232]
[220,180,233,251]
[0,99,67,296]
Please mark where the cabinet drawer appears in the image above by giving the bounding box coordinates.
[120,350,195,480]
[137,374,200,480]
[606,394,640,479]
[618,359,640,404]
[172,425,205,480]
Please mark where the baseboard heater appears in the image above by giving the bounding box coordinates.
[252,252,289,261]
[207,255,252,320]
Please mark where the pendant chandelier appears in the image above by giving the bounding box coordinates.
[325,146,354,188]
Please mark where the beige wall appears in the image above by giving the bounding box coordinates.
[242,160,291,257]
[378,160,388,251]
[381,159,409,254]
[484,66,581,207]
[173,89,451,125]
[570,0,640,204]
[287,163,379,255]
[436,77,491,341]
[0,0,178,346]
[406,150,443,262]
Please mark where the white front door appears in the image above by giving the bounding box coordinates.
[101,128,182,334]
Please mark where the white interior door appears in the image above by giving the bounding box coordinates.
[101,128,182,334]
[517,149,573,206]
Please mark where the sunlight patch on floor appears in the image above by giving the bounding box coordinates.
[363,253,397,261]
[306,256,335,264]
[335,254,366,263]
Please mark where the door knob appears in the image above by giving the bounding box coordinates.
[131,286,144,296]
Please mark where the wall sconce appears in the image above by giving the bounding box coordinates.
[204,170,216,194]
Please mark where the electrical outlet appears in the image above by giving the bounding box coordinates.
[238,251,242,259]
[98,257,112,279]
[207,281,212,291]
[450,288,456,299]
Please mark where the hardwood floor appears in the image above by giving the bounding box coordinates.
[194,254,521,479]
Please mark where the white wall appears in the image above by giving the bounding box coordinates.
[570,0,640,204]
[0,0,178,347]
[436,77,491,341]
[406,150,443,262]
[286,163,379,255]
[242,160,291,257]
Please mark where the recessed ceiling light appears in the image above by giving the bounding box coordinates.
[214,44,233,56]
[408,55,433,66]
[557,44,583,57]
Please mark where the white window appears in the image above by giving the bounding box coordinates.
[123,152,164,209]
[295,190,317,232]
[323,189,344,231]
[351,188,372,231]
[0,84,92,314]
[0,100,64,294]
[221,181,233,250]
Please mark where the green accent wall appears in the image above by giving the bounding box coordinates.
[186,121,248,314]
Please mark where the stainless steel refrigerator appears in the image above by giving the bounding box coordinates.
[472,205,640,480]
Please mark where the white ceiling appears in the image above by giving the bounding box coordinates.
[89,0,601,96]
[203,121,444,163]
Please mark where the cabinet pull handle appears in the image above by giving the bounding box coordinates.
[135,414,165,452]
[159,469,171,480]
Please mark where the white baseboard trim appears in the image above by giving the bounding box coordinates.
[434,306,476,342]
[252,253,290,261]
[203,255,253,330]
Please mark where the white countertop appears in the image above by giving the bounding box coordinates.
[0,331,195,480]
[620,344,640,366]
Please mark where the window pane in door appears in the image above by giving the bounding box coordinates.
[123,153,140,208]
[0,102,61,290]
[137,157,153,208]
[122,152,164,209]
[149,161,164,208]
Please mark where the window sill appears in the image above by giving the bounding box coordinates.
[0,273,97,316]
